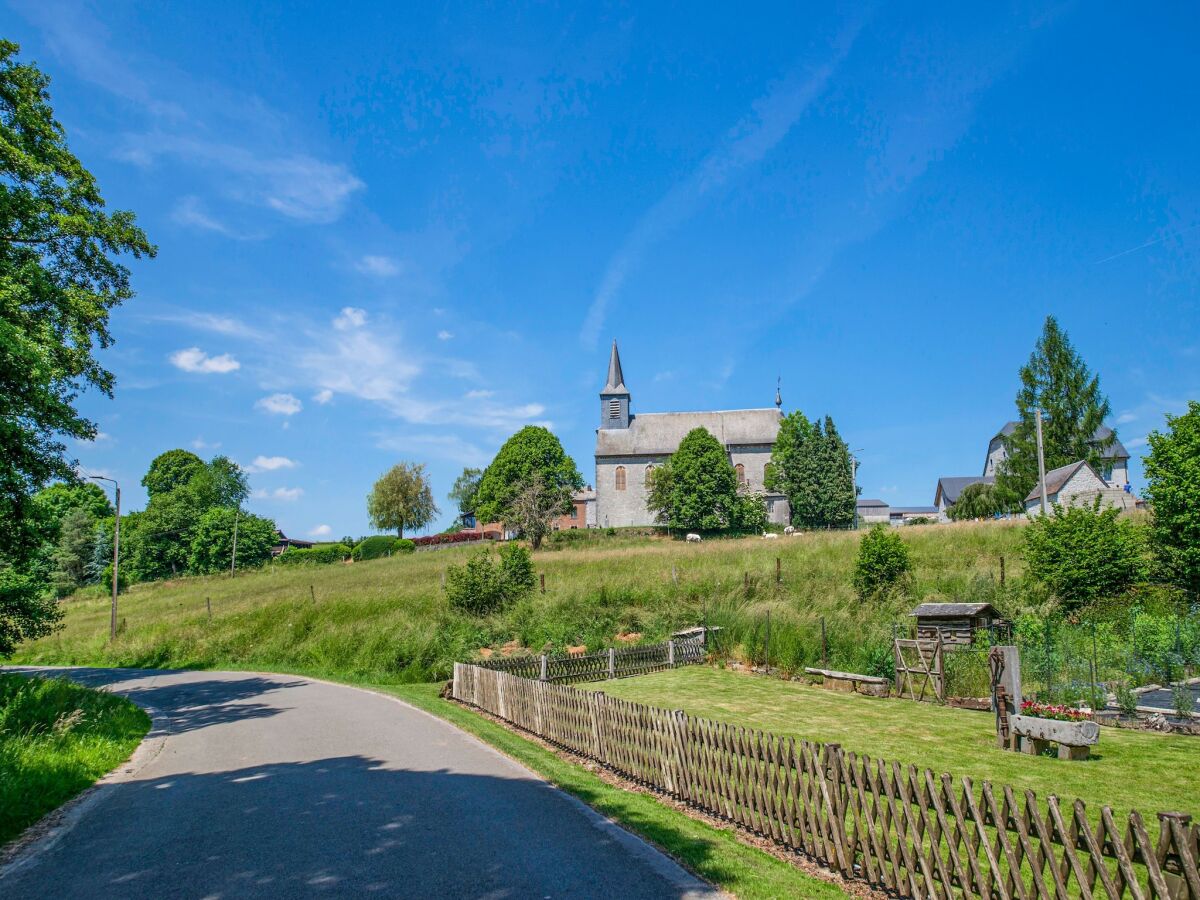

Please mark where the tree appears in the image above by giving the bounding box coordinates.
[645,427,765,531]
[142,449,205,499]
[473,427,583,526]
[187,507,277,574]
[853,525,912,599]
[444,543,535,615]
[996,317,1114,506]
[505,473,571,550]
[50,507,97,595]
[771,414,856,529]
[1022,501,1147,611]
[190,455,249,509]
[1143,401,1200,598]
[0,41,155,579]
[946,482,1006,521]
[448,467,483,518]
[32,481,113,540]
[367,462,437,537]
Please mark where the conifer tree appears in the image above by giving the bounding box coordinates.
[996,317,1114,506]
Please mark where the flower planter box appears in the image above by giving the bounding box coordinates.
[1010,714,1100,760]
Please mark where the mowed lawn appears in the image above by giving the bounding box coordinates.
[589,666,1199,823]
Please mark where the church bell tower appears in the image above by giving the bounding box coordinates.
[599,339,631,429]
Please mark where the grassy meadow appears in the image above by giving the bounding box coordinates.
[589,666,1199,823]
[0,673,150,845]
[12,522,1025,684]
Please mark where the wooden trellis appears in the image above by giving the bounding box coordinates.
[894,637,945,702]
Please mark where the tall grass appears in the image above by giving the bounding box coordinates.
[0,674,149,844]
[13,522,1026,684]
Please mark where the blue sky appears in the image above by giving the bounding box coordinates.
[5,2,1198,537]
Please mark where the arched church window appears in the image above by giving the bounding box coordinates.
[734,463,746,484]
[615,466,626,491]
[645,463,655,481]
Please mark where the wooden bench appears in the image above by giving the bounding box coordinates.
[805,667,890,697]
[1010,714,1100,760]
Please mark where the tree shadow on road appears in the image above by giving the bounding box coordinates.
[2,756,721,899]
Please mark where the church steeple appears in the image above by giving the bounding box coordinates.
[600,340,631,429]
[775,376,782,410]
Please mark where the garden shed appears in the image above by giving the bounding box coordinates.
[908,602,1003,648]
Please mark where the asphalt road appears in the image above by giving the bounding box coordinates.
[1,667,718,899]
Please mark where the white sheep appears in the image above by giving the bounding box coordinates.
[762,532,778,539]
[784,525,796,535]
[685,533,702,543]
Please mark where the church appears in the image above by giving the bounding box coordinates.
[593,341,791,528]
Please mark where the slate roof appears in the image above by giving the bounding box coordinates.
[1024,459,1104,502]
[602,340,628,394]
[857,498,889,509]
[934,475,994,505]
[909,602,998,618]
[595,408,782,457]
[991,421,1129,460]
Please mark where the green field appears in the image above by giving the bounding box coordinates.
[588,666,1199,823]
[0,673,150,845]
[13,522,1024,683]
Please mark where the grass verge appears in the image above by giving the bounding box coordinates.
[379,682,852,900]
[0,673,150,846]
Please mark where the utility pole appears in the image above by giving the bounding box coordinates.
[1035,408,1049,516]
[230,508,240,577]
[90,476,120,642]
[850,448,864,530]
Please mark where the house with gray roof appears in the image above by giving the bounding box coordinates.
[1023,460,1137,515]
[933,475,995,519]
[594,341,790,528]
[984,421,1129,486]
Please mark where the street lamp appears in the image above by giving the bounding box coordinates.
[850,449,864,530]
[89,475,120,642]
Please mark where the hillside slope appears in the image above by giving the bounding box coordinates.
[12,523,1025,683]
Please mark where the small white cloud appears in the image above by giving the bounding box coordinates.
[313,389,334,404]
[1116,412,1138,425]
[333,307,368,330]
[355,255,400,277]
[170,347,241,374]
[191,437,221,450]
[252,486,304,501]
[256,393,302,416]
[1127,436,1149,449]
[172,195,241,238]
[308,524,332,537]
[465,389,494,400]
[437,330,453,341]
[77,431,113,446]
[245,455,298,473]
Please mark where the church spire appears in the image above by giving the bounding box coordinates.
[604,339,627,393]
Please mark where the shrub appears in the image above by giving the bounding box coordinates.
[276,548,313,566]
[1022,501,1147,610]
[1114,681,1138,716]
[352,535,399,561]
[1171,683,1193,720]
[310,543,350,564]
[393,538,416,554]
[853,525,912,599]
[188,508,276,574]
[445,544,536,616]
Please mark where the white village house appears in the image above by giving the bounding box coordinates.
[1022,460,1138,515]
[593,341,791,528]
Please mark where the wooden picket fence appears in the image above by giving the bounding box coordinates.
[452,663,1200,899]
[477,635,706,685]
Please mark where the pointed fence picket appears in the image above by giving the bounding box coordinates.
[451,660,1200,899]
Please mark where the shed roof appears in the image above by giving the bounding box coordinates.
[909,602,998,618]
[595,408,782,457]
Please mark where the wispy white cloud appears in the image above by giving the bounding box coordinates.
[581,25,860,347]
[171,195,245,238]
[191,437,221,451]
[170,347,241,374]
[333,307,368,330]
[244,455,298,473]
[355,255,401,277]
[313,389,334,405]
[256,393,302,416]
[157,311,261,340]
[375,433,491,467]
[465,389,494,400]
[252,486,304,501]
[308,524,333,538]
[437,330,454,341]
[1115,412,1138,425]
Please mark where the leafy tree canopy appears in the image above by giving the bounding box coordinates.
[646,427,765,532]
[187,507,277,575]
[1143,400,1200,597]
[474,427,583,526]
[448,467,483,517]
[32,481,113,538]
[142,449,205,498]
[0,41,154,570]
[367,461,438,538]
[996,317,1114,505]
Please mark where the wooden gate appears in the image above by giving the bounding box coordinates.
[893,637,944,701]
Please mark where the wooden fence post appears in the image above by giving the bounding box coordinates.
[776,556,781,584]
[668,639,675,667]
[589,691,606,759]
[539,654,548,682]
[540,573,545,593]
[821,616,828,667]
[999,554,1006,587]
[608,647,616,679]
